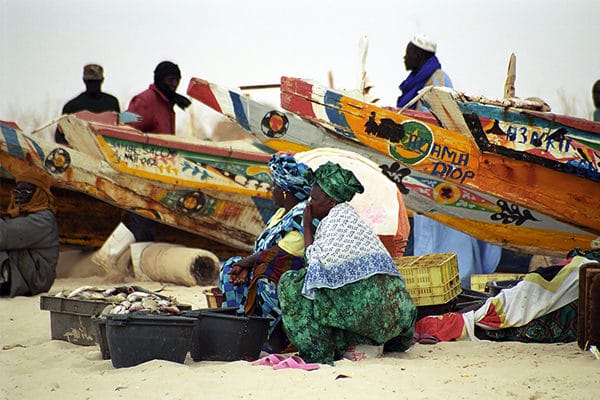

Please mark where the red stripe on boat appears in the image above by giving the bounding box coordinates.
[187,78,223,113]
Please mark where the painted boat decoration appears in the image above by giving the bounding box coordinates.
[1,115,277,251]
[187,77,597,256]
[421,87,600,183]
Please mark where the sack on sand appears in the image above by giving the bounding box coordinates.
[91,222,135,272]
[130,242,153,280]
[139,243,220,286]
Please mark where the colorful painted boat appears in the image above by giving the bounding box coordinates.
[187,77,597,257]
[280,77,600,235]
[0,176,241,259]
[421,87,600,183]
[1,115,277,252]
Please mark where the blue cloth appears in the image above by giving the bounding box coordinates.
[396,55,442,108]
[268,154,312,200]
[218,201,307,332]
[252,201,305,253]
[302,203,402,299]
[413,215,502,288]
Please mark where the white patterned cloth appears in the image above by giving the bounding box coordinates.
[301,202,402,299]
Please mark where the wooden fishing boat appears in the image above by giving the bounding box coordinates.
[1,115,277,252]
[279,76,600,238]
[0,176,241,258]
[421,87,600,183]
[187,77,598,257]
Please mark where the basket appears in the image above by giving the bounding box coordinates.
[470,273,526,292]
[394,252,461,306]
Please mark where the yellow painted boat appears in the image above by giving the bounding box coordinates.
[1,114,277,252]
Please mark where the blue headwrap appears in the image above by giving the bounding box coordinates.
[268,154,313,201]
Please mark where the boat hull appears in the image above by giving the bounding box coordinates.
[1,117,278,252]
[187,77,597,256]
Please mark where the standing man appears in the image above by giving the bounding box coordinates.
[0,166,59,297]
[397,34,452,110]
[397,34,501,287]
[126,60,191,134]
[56,64,120,144]
[121,61,191,242]
[593,80,600,122]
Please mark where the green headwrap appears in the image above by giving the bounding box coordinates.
[308,161,364,203]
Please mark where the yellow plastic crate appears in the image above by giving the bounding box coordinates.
[470,273,526,292]
[394,253,461,306]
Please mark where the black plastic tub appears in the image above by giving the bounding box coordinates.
[91,315,110,360]
[105,313,195,368]
[183,308,270,362]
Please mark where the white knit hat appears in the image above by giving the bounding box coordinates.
[411,34,437,53]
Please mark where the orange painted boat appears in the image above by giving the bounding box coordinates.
[187,77,597,257]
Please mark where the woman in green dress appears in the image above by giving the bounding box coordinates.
[278,161,417,365]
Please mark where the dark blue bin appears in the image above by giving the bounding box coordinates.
[106,313,195,368]
[183,308,270,362]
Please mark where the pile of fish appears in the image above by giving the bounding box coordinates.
[54,285,186,315]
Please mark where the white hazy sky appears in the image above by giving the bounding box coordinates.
[1,0,599,135]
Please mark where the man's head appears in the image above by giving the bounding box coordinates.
[83,64,104,95]
[404,34,437,72]
[593,80,600,108]
[153,61,191,109]
[5,165,54,218]
[12,182,36,205]
[83,64,104,81]
[154,61,181,93]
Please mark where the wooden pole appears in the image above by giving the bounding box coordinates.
[504,53,516,98]
[238,84,280,90]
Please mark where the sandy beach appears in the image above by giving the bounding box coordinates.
[1,251,599,400]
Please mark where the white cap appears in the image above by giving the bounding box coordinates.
[411,34,437,53]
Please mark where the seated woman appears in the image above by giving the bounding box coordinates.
[218,153,313,349]
[278,161,417,365]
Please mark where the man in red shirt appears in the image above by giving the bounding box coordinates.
[123,61,191,242]
[126,61,191,134]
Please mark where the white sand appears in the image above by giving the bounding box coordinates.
[1,251,599,400]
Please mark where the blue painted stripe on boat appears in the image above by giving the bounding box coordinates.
[459,102,572,131]
[323,91,351,130]
[28,136,46,160]
[1,125,25,159]
[229,92,251,131]
[458,102,537,125]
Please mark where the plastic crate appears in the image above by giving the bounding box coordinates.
[470,273,526,292]
[40,295,110,346]
[394,253,461,306]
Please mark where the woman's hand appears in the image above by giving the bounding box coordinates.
[229,265,249,285]
[303,200,313,223]
[303,201,315,247]
[228,255,256,285]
